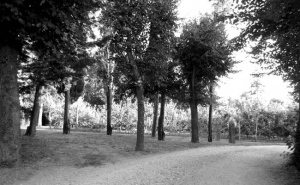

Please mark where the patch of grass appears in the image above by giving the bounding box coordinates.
[20,136,54,165]
[0,129,294,185]
[77,153,107,167]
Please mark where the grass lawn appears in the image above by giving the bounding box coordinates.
[0,129,289,185]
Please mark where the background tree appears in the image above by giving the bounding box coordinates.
[176,15,234,143]
[101,0,178,150]
[87,25,117,135]
[151,93,159,137]
[208,84,214,142]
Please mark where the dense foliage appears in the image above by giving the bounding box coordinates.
[232,0,300,170]
[175,15,234,142]
[1,1,299,173]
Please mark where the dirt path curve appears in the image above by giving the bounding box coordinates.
[17,145,295,185]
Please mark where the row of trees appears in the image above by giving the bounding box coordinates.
[2,0,300,172]
[20,75,297,143]
[0,0,235,166]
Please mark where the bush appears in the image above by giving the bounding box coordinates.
[284,132,300,172]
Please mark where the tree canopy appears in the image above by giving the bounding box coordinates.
[0,0,101,165]
[233,0,300,95]
[101,0,178,150]
[233,0,300,171]
[175,14,234,142]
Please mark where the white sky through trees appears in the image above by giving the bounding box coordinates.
[177,0,293,104]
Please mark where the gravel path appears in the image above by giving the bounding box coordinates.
[17,145,295,185]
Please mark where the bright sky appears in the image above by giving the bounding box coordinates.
[177,0,293,104]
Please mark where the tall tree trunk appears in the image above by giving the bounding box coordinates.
[127,49,145,151]
[151,93,159,137]
[135,84,145,150]
[0,46,20,166]
[158,92,166,140]
[238,119,241,141]
[189,65,199,143]
[63,89,70,134]
[26,83,43,136]
[106,85,112,135]
[190,99,199,143]
[208,84,213,142]
[208,104,213,142]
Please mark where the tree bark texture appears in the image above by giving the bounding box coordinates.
[135,84,145,151]
[189,65,199,143]
[63,90,70,134]
[151,93,159,137]
[190,99,199,143]
[158,92,166,141]
[26,84,43,136]
[208,104,213,142]
[0,46,20,166]
[125,48,146,150]
[106,85,112,135]
[208,84,213,142]
[127,51,145,151]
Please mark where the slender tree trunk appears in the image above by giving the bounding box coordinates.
[208,104,213,142]
[229,118,236,144]
[0,46,20,166]
[127,49,145,151]
[158,92,166,140]
[63,89,70,134]
[190,99,199,143]
[189,65,199,143]
[26,84,43,136]
[106,85,112,135]
[151,93,159,137]
[135,84,145,150]
[238,119,241,141]
[208,84,213,142]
